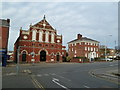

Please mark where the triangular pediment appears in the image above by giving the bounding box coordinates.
[32,17,54,30]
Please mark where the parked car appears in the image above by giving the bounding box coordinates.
[101,58,113,61]
[105,58,113,61]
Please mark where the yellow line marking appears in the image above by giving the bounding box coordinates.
[31,79,38,88]
[31,75,45,90]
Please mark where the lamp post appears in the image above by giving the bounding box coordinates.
[16,46,20,75]
[104,35,112,61]
[32,40,35,65]
[104,39,107,61]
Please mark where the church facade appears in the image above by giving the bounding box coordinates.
[14,16,66,63]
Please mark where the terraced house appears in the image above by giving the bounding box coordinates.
[14,16,66,63]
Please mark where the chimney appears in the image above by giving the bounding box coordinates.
[77,34,82,39]
[7,19,10,23]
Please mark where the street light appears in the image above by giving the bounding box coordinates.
[16,46,21,75]
[31,40,35,65]
[104,35,112,61]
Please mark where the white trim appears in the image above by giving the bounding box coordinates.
[21,50,28,55]
[38,48,49,55]
[56,52,61,55]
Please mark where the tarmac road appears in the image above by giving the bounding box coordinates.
[2,61,119,89]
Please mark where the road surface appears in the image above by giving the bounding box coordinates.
[2,61,119,89]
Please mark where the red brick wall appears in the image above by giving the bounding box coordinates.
[0,26,9,49]
[68,42,99,58]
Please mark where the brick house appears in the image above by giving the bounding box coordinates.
[99,45,116,58]
[14,16,66,63]
[68,34,99,62]
[0,19,10,66]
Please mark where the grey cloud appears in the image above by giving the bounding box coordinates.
[2,2,118,50]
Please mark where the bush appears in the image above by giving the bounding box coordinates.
[66,56,71,62]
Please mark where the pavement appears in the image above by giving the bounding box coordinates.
[90,67,119,85]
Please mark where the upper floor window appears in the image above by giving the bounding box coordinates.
[72,48,73,51]
[91,47,93,51]
[39,44,42,46]
[88,47,90,51]
[74,43,76,46]
[32,43,35,46]
[51,45,54,47]
[75,50,77,53]
[45,44,48,47]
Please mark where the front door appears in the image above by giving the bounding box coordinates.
[40,50,46,61]
[56,53,60,62]
[22,51,26,61]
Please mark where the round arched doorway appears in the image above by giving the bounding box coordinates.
[22,51,26,62]
[40,50,46,61]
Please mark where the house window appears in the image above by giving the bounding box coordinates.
[96,48,98,51]
[75,50,77,54]
[45,44,48,47]
[91,47,93,51]
[85,47,87,51]
[74,55,76,57]
[85,53,87,57]
[74,43,76,46]
[32,43,35,46]
[97,53,98,57]
[88,47,90,51]
[39,44,42,46]
[72,48,73,51]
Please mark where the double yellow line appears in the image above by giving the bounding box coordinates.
[31,75,45,90]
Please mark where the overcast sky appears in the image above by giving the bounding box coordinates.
[2,2,118,51]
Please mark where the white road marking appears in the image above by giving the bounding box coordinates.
[37,74,42,77]
[109,64,118,67]
[52,78,70,90]
[83,85,90,88]
[51,73,56,75]
[109,65,113,66]
[44,74,49,76]
[50,73,71,81]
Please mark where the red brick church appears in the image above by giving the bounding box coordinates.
[14,16,66,63]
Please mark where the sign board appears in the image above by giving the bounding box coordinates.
[31,59,35,62]
[51,59,54,61]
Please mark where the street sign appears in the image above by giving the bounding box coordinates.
[30,52,35,57]
[31,59,35,62]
